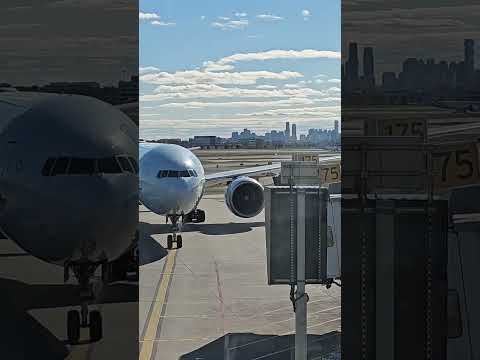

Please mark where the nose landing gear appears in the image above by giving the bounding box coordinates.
[65,263,103,344]
[166,214,183,250]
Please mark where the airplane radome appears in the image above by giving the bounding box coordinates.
[0,92,138,344]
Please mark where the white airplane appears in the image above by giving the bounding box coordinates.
[139,142,341,250]
[0,91,138,344]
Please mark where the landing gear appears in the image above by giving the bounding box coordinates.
[166,214,184,250]
[65,263,103,344]
[184,209,206,223]
[167,233,182,250]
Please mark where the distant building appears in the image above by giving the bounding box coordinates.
[363,47,375,88]
[285,122,290,139]
[192,136,219,148]
[292,124,297,141]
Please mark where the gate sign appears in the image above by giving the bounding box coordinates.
[432,142,480,190]
[364,118,427,139]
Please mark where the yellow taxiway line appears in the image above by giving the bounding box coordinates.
[140,249,177,360]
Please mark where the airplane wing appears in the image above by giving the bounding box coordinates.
[204,155,341,187]
[205,163,282,186]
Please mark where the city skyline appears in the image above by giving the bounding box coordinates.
[139,0,341,140]
[343,38,480,99]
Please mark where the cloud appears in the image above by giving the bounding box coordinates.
[218,16,230,21]
[200,15,206,21]
[139,66,160,74]
[256,85,277,89]
[140,69,303,86]
[140,83,336,103]
[327,78,341,83]
[148,98,316,109]
[151,20,176,27]
[214,49,341,68]
[202,61,235,72]
[211,19,249,30]
[238,105,340,118]
[257,14,284,21]
[235,12,247,17]
[139,12,160,20]
[302,9,311,20]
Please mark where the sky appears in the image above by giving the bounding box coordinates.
[139,0,341,140]
[343,1,480,79]
[0,1,137,86]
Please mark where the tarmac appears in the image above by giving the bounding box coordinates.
[139,192,341,360]
[0,232,138,359]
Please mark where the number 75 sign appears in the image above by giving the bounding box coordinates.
[432,142,480,189]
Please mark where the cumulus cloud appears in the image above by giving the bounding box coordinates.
[257,14,284,21]
[151,20,176,27]
[256,84,277,89]
[139,12,160,20]
[200,15,206,20]
[327,78,341,83]
[214,49,341,67]
[149,98,316,109]
[235,12,247,17]
[141,83,336,103]
[140,69,303,86]
[202,61,235,72]
[139,66,160,74]
[211,19,249,30]
[302,9,311,20]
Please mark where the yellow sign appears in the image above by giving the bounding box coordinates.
[379,119,427,138]
[432,142,480,189]
[319,164,341,183]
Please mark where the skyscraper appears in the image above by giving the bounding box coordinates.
[363,47,375,87]
[285,121,290,138]
[346,42,359,81]
[334,120,339,134]
[292,124,297,141]
[465,39,474,74]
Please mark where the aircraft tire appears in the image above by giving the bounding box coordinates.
[167,235,173,250]
[177,235,183,249]
[67,310,81,344]
[89,310,103,342]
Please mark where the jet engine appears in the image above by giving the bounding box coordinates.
[225,176,264,218]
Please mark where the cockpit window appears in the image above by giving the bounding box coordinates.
[51,157,70,175]
[42,158,56,176]
[42,155,136,176]
[157,169,197,178]
[98,157,122,174]
[69,158,95,175]
[118,156,134,173]
[128,156,139,174]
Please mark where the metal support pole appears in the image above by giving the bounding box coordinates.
[296,189,307,360]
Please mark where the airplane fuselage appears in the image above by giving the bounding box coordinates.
[139,144,205,217]
[0,93,138,266]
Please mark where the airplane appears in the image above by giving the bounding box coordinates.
[0,91,138,344]
[139,142,341,250]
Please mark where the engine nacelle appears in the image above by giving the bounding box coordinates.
[225,176,265,218]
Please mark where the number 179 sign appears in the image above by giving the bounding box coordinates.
[432,142,480,189]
